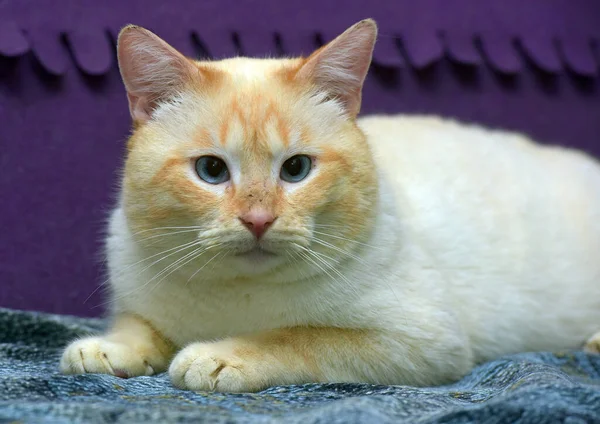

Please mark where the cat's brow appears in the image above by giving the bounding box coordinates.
[263,102,290,147]
[219,94,291,151]
[219,117,229,146]
[194,128,214,148]
[218,97,248,147]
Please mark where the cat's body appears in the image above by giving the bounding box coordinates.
[362,115,600,360]
[61,20,600,392]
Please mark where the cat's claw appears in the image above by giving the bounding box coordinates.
[169,342,260,393]
[60,336,155,377]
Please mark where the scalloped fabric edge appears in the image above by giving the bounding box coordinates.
[0,21,598,77]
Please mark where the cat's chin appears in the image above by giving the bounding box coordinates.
[229,247,284,275]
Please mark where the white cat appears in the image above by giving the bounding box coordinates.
[60,19,600,393]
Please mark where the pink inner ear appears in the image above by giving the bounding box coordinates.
[117,25,198,124]
[295,20,377,118]
[127,93,153,123]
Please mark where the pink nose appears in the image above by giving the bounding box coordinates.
[239,210,276,239]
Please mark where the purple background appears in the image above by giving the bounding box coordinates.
[1,0,599,317]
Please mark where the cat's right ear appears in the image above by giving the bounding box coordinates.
[294,19,377,118]
[117,25,199,124]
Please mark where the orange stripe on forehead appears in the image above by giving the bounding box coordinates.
[261,101,290,148]
[219,118,229,146]
[221,93,292,151]
[299,125,312,146]
[267,102,290,148]
[219,96,249,147]
[249,92,263,126]
[277,116,290,147]
[195,128,214,148]
[231,97,247,128]
[262,101,276,124]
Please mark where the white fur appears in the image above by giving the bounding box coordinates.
[62,19,600,390]
[103,114,600,385]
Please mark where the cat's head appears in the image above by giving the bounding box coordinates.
[117,20,379,282]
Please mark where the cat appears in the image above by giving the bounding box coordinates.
[60,19,600,393]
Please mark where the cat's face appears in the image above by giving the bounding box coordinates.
[117,21,378,282]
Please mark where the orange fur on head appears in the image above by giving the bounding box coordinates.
[116,20,379,281]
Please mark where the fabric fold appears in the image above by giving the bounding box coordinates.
[236,31,278,58]
[0,22,598,78]
[520,36,562,73]
[401,30,444,69]
[443,33,481,65]
[372,36,404,67]
[0,20,30,57]
[27,27,70,75]
[479,33,521,74]
[277,33,319,57]
[558,37,598,76]
[66,28,113,75]
[193,30,239,59]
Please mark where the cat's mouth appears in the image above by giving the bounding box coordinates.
[235,246,277,261]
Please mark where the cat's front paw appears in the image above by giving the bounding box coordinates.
[60,337,155,378]
[169,341,268,393]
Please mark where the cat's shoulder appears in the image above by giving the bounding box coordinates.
[357,114,530,146]
[357,113,597,162]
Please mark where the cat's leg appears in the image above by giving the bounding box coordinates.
[60,313,175,378]
[169,327,473,393]
[584,331,600,354]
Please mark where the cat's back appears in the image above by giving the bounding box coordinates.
[359,114,600,208]
[359,114,599,180]
[358,114,600,358]
[358,114,600,256]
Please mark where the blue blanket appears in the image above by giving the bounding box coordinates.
[1,307,599,423]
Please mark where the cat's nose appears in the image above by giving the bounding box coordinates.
[239,210,277,240]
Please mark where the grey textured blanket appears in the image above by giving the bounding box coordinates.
[1,308,599,423]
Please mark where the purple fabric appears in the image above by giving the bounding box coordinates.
[1,0,599,317]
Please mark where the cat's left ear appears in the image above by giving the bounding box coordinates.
[295,19,377,118]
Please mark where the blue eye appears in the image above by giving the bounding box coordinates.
[195,156,230,184]
[280,155,312,183]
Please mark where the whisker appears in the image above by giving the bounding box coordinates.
[311,237,369,265]
[145,245,209,287]
[186,249,224,284]
[286,249,312,282]
[296,249,328,278]
[208,249,229,273]
[126,241,204,285]
[294,245,345,288]
[305,248,354,287]
[118,239,201,277]
[312,243,400,303]
[84,238,201,304]
[130,225,208,237]
[311,230,384,251]
[93,244,208,309]
[312,223,347,229]
[136,228,204,244]
[148,247,220,294]
[296,244,398,302]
